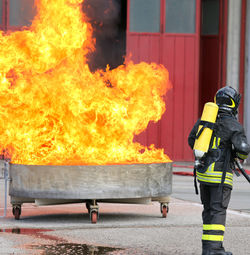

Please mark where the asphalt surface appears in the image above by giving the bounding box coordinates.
[172,162,250,214]
[0,163,249,255]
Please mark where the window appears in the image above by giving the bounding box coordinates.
[165,0,196,34]
[129,0,160,33]
[201,0,219,35]
[9,0,35,27]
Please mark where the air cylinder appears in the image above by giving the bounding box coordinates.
[193,102,219,159]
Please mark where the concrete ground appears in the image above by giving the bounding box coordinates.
[0,163,249,255]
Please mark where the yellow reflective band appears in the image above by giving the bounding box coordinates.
[224,179,233,186]
[203,224,225,231]
[228,98,235,108]
[207,163,215,172]
[236,152,248,160]
[202,234,224,242]
[212,138,216,149]
[198,172,233,178]
[212,137,221,149]
[197,175,233,186]
[197,175,233,184]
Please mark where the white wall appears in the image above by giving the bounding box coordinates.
[227,0,250,163]
[245,0,250,163]
[226,0,242,91]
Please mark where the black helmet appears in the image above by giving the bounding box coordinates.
[214,86,241,115]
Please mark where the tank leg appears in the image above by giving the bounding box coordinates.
[89,200,99,224]
[160,202,169,218]
[85,200,91,214]
[12,204,22,220]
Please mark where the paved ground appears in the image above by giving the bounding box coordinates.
[0,162,249,255]
[172,162,250,213]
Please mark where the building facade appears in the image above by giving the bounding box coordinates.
[128,0,250,162]
[0,0,250,162]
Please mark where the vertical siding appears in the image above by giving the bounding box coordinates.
[199,36,220,113]
[173,37,185,160]
[127,34,162,149]
[127,33,199,161]
[162,35,198,161]
[0,0,6,31]
[161,36,175,159]
[183,37,197,159]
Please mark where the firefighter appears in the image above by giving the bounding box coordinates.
[188,86,250,255]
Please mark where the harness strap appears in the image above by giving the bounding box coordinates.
[219,147,231,199]
[195,120,215,139]
[193,166,199,195]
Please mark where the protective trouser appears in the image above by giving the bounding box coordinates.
[200,184,231,253]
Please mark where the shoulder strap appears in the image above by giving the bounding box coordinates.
[195,120,215,139]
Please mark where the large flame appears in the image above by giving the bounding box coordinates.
[0,0,171,165]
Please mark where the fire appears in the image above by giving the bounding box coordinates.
[0,0,171,165]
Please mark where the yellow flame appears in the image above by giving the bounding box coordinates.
[0,0,171,165]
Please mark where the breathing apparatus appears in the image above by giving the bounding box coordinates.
[193,86,240,166]
[193,102,219,168]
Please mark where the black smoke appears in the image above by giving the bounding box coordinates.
[82,0,127,71]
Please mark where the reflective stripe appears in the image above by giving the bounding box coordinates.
[236,152,248,160]
[212,138,216,149]
[217,137,221,147]
[196,132,233,186]
[207,162,215,172]
[203,224,225,231]
[228,98,236,108]
[202,234,224,242]
[212,137,221,149]
[197,160,233,186]
[198,171,233,178]
[197,174,233,186]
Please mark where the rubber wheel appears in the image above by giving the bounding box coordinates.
[91,211,98,224]
[13,207,21,220]
[162,205,167,218]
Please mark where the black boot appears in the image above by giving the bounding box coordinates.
[209,251,232,255]
[202,249,232,255]
[202,249,210,255]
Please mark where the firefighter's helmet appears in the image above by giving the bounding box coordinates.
[214,86,241,115]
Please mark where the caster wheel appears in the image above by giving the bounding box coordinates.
[91,211,98,224]
[12,207,21,220]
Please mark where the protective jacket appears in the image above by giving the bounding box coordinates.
[188,111,250,189]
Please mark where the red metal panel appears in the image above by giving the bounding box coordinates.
[199,36,220,113]
[199,0,228,116]
[128,34,199,161]
[183,36,197,160]
[0,0,5,31]
[126,34,146,146]
[158,34,200,161]
[173,36,185,160]
[142,35,161,147]
[126,34,140,63]
[161,36,175,159]
[127,34,161,147]
[127,0,200,162]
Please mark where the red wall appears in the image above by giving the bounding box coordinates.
[127,1,200,162]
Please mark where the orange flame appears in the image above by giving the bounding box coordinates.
[0,0,171,165]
